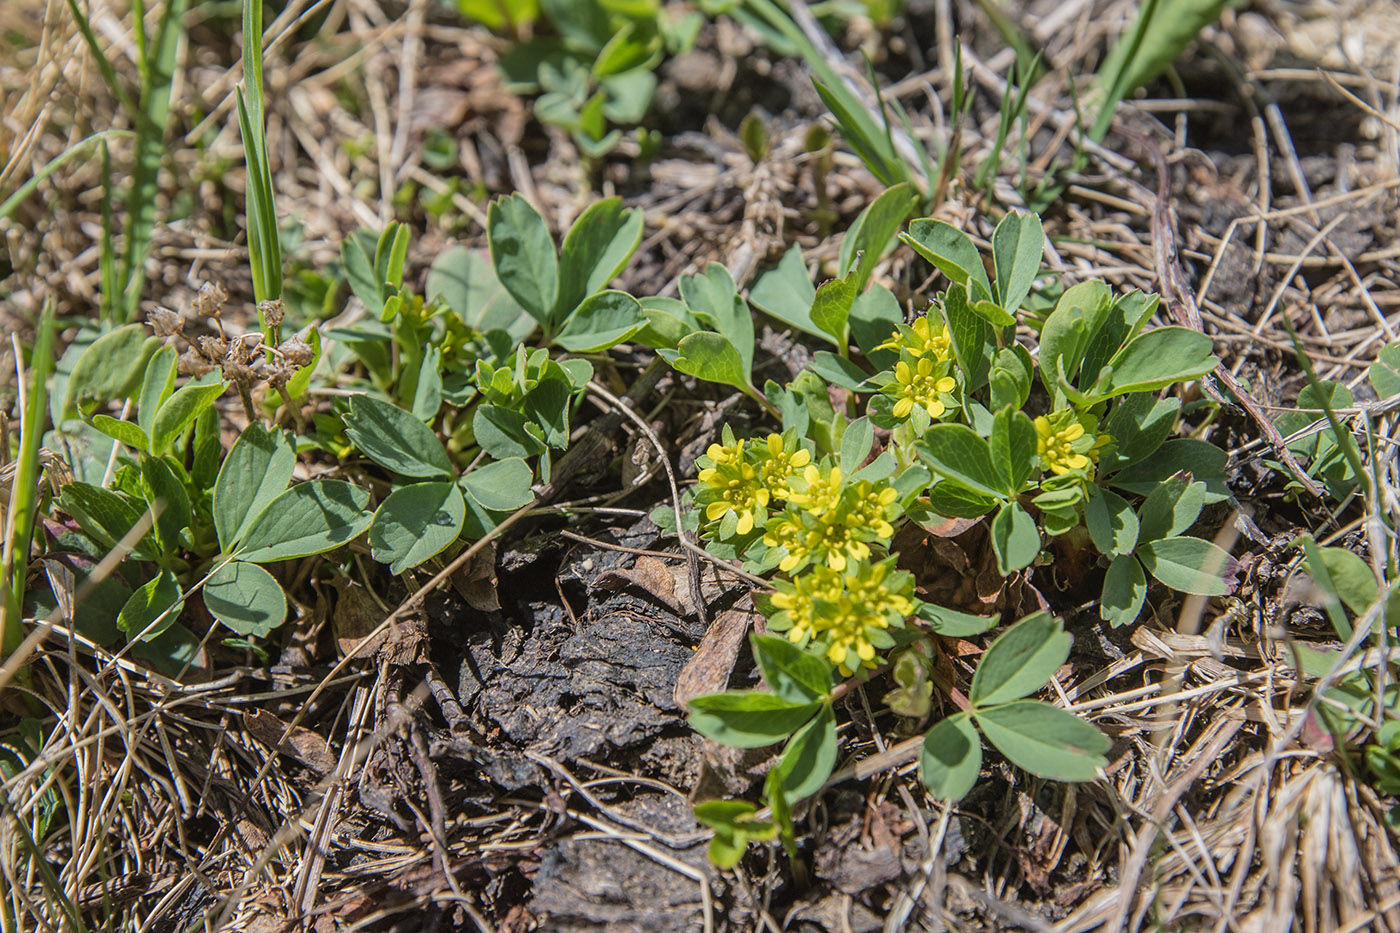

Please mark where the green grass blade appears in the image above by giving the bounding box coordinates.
[64,0,139,116]
[119,0,191,322]
[0,129,129,222]
[236,0,282,302]
[2,302,57,657]
[100,139,117,324]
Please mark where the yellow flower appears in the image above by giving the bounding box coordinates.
[787,463,843,514]
[753,433,812,500]
[1034,415,1090,475]
[878,314,953,362]
[764,558,915,677]
[891,357,957,420]
[848,481,899,539]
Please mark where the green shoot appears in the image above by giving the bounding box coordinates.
[236,0,283,305]
[2,302,57,659]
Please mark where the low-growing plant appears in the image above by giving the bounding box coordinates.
[665,207,1240,862]
[465,0,701,157]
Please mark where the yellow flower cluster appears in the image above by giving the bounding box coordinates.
[767,558,914,676]
[763,464,900,573]
[878,314,953,362]
[1034,410,1110,477]
[877,315,959,426]
[696,430,811,538]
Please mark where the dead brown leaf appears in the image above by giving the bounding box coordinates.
[244,708,336,774]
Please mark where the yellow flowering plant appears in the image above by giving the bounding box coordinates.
[675,205,1239,865]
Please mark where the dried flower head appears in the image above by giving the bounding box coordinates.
[279,335,315,368]
[257,298,285,330]
[148,305,184,338]
[195,281,229,319]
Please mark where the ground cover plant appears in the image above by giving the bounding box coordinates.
[2,0,1400,930]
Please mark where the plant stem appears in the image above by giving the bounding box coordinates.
[2,302,56,659]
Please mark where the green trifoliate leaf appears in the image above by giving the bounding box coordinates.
[213,422,296,551]
[772,705,837,801]
[369,481,466,574]
[751,634,832,704]
[1101,554,1147,628]
[920,713,982,801]
[975,700,1110,782]
[204,560,287,636]
[343,394,454,480]
[1136,536,1237,596]
[237,481,372,563]
[969,612,1069,706]
[487,193,559,325]
[687,692,821,748]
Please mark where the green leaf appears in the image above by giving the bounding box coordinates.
[487,193,559,325]
[91,415,149,452]
[751,634,832,704]
[1100,393,1180,473]
[137,344,177,440]
[554,198,643,319]
[919,713,982,801]
[204,560,287,636]
[915,424,1004,499]
[426,246,534,341]
[57,482,151,558]
[809,274,857,346]
[214,423,296,551]
[65,324,157,413]
[1368,342,1400,399]
[969,612,1069,706]
[238,481,372,562]
[150,377,225,456]
[990,501,1039,575]
[839,183,915,293]
[840,417,875,476]
[1038,280,1112,401]
[472,404,548,460]
[341,231,384,314]
[679,263,753,377]
[900,219,992,301]
[635,296,699,349]
[1136,475,1205,543]
[975,701,1109,781]
[369,481,466,574]
[1104,327,1218,397]
[915,602,998,636]
[990,345,1034,414]
[943,283,994,388]
[553,289,645,351]
[693,800,775,869]
[849,284,904,364]
[773,705,837,800]
[460,457,534,511]
[809,351,872,392]
[812,78,906,187]
[1084,486,1139,556]
[991,210,1043,313]
[1137,536,1237,596]
[687,692,821,748]
[748,245,820,339]
[1101,554,1147,627]
[664,332,750,391]
[140,454,191,556]
[1110,439,1229,503]
[989,407,1035,496]
[1306,544,1380,618]
[117,569,183,641]
[343,395,454,480]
